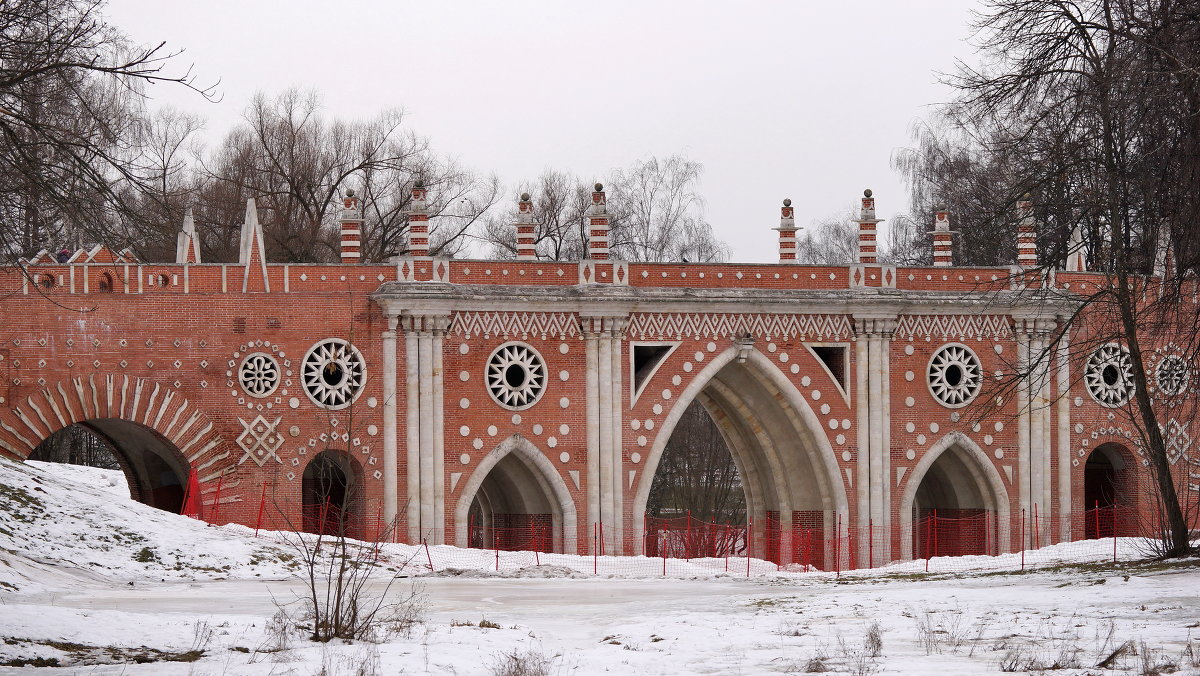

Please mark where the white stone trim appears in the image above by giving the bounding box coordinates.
[628,341,681,406]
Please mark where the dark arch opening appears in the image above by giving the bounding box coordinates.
[28,419,190,513]
[640,357,840,567]
[1083,443,1133,538]
[467,452,556,553]
[912,446,998,558]
[646,399,747,558]
[302,450,362,537]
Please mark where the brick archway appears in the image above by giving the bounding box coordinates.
[898,432,1011,558]
[1081,442,1138,538]
[631,346,850,563]
[453,435,579,554]
[0,376,234,513]
[301,449,364,536]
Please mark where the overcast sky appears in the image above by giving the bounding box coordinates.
[105,0,980,263]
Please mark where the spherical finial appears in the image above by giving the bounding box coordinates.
[520,192,530,201]
[864,189,873,198]
[594,183,604,192]
[783,198,792,207]
[345,188,356,198]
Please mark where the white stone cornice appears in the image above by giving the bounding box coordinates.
[372,281,1075,325]
[851,313,899,338]
[399,311,453,335]
[1012,316,1058,337]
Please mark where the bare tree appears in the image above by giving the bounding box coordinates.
[0,0,213,261]
[115,106,206,261]
[28,424,119,470]
[195,88,499,264]
[483,155,731,263]
[913,0,1200,556]
[276,461,423,643]
[608,155,730,263]
[647,400,746,524]
[794,205,860,265]
[481,169,592,261]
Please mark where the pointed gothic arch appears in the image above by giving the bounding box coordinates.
[899,432,1011,559]
[453,435,578,554]
[632,346,849,565]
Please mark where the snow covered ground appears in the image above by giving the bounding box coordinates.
[1,458,1198,674]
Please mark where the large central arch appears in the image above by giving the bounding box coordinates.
[453,435,579,554]
[632,347,850,564]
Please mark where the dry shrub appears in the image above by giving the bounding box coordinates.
[488,647,556,676]
[864,621,883,658]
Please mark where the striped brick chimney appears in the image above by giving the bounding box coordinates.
[407,180,429,258]
[774,198,799,262]
[340,189,363,263]
[930,205,955,267]
[587,183,610,260]
[515,192,536,260]
[857,189,881,264]
[1016,194,1037,268]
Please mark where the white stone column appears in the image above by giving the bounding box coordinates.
[608,318,627,552]
[1017,318,1056,547]
[1028,329,1045,539]
[418,328,436,539]
[1038,333,1053,545]
[597,330,614,551]
[854,333,870,561]
[584,326,600,545]
[1055,327,1072,542]
[879,322,893,563]
[867,332,885,533]
[382,315,399,529]
[1015,325,1031,551]
[404,322,420,542]
[431,316,449,545]
[854,315,897,564]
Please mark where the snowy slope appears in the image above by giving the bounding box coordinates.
[0,459,300,593]
[1,458,1198,674]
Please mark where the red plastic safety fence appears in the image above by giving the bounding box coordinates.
[915,509,998,559]
[242,504,1151,578]
[762,512,827,570]
[295,502,393,543]
[468,522,554,554]
[644,513,747,559]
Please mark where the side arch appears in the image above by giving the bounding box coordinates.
[453,435,578,554]
[301,449,365,536]
[1081,441,1139,538]
[632,345,850,560]
[0,376,233,512]
[898,431,1011,558]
